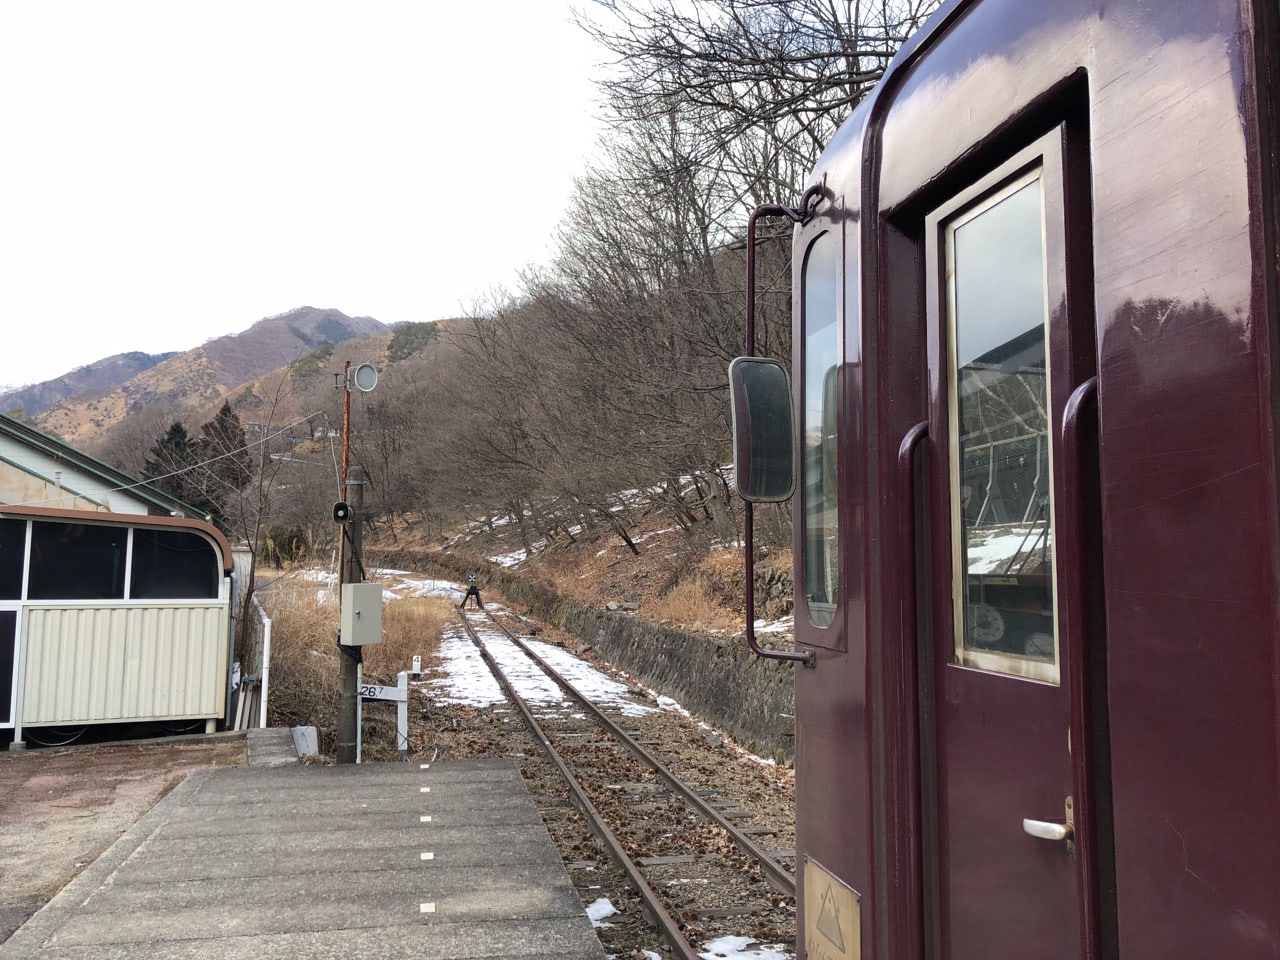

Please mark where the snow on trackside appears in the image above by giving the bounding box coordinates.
[585,897,619,927]
[420,594,778,770]
[418,597,655,718]
[448,607,657,718]
[519,635,654,717]
[425,622,506,708]
[651,691,777,768]
[698,936,793,960]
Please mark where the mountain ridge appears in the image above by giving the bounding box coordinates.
[34,306,392,445]
[0,351,180,419]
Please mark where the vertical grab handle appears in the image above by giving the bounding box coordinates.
[895,420,929,960]
[896,421,930,670]
[1061,376,1101,960]
[741,191,822,669]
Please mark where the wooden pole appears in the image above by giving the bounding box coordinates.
[337,360,351,591]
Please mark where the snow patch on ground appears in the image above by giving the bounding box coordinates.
[698,936,793,960]
[297,570,338,584]
[585,896,618,927]
[656,694,689,717]
[631,526,678,545]
[385,577,464,601]
[753,616,793,636]
[488,548,529,567]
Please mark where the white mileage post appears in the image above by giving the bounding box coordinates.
[356,667,411,763]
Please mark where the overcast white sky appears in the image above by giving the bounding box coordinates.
[0,1,610,390]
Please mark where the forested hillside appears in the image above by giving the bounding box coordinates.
[83,2,940,617]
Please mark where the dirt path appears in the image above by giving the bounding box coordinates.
[0,737,246,943]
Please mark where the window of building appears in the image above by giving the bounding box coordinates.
[27,522,127,601]
[130,529,219,600]
[0,519,25,600]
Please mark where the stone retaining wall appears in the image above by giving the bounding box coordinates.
[371,549,796,762]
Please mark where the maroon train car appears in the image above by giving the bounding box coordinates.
[731,0,1280,957]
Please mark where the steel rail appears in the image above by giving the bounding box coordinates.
[477,607,797,897]
[454,613,701,960]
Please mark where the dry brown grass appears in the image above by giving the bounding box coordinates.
[365,594,452,679]
[260,576,452,756]
[643,576,739,633]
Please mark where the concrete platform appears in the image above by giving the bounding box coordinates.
[0,759,605,960]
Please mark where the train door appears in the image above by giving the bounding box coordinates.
[920,129,1102,958]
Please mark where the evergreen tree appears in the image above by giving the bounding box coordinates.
[142,422,209,516]
[199,402,252,496]
[191,402,253,533]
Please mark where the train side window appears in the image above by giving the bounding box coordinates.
[27,521,127,601]
[945,169,1060,682]
[129,529,220,600]
[0,519,25,600]
[802,229,840,627]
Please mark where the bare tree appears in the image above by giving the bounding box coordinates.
[581,0,941,162]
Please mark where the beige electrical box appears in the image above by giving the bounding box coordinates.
[340,582,384,646]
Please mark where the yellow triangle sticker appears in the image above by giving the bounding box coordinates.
[804,858,861,960]
[816,884,846,951]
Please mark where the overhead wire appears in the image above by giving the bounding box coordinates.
[15,411,327,508]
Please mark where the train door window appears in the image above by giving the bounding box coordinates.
[0,519,25,600]
[945,168,1060,682]
[802,229,840,627]
[27,521,127,601]
[130,528,219,599]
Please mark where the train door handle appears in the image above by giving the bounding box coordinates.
[1022,818,1073,842]
[1023,796,1076,853]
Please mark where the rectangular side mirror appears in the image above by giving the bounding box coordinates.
[729,356,796,502]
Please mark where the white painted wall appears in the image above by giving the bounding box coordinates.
[0,434,152,514]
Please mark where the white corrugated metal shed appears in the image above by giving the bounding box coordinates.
[0,505,235,745]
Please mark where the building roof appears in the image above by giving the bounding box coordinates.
[0,413,207,519]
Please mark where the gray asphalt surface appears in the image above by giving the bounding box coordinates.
[0,758,604,960]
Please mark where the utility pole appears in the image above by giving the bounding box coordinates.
[334,359,377,765]
[336,467,366,764]
[337,360,352,587]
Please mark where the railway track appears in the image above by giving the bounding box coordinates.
[454,606,796,959]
